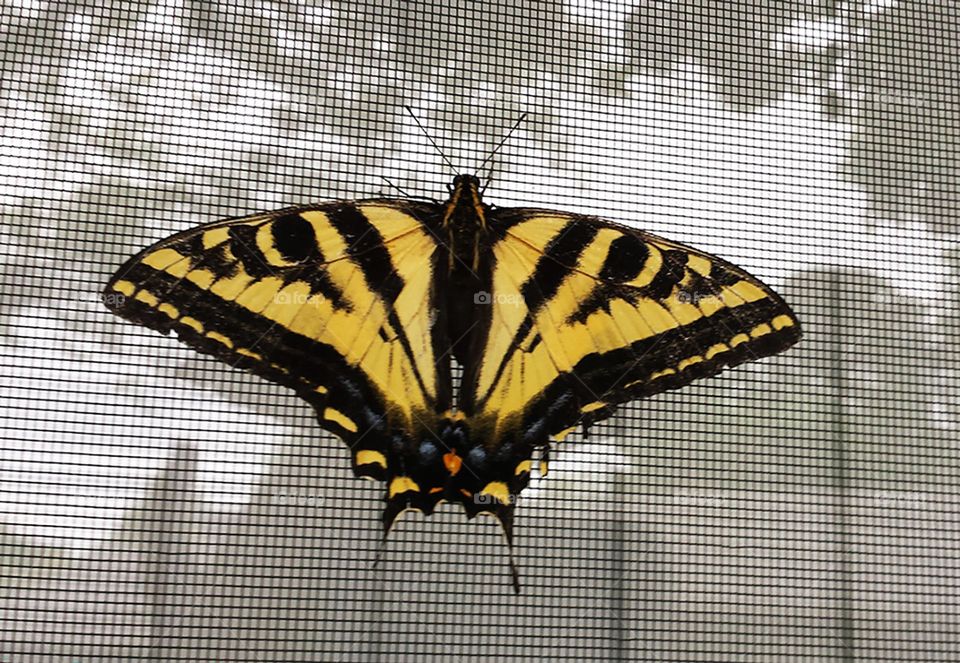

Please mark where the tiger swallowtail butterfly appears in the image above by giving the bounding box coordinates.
[104,171,801,592]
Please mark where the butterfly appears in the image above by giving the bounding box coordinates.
[104,172,801,591]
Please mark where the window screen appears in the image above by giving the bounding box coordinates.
[2,1,957,660]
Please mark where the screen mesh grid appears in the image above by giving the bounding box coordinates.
[1,0,957,661]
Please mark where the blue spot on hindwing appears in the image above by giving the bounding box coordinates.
[467,447,488,469]
[418,440,439,463]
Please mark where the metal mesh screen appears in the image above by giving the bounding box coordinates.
[2,0,958,660]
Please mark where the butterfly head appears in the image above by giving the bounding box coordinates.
[442,174,488,236]
[450,173,481,191]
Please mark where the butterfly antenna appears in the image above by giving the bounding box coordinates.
[379,175,411,197]
[404,105,460,176]
[475,112,529,178]
[480,162,496,195]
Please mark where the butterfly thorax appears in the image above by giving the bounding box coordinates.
[441,174,491,275]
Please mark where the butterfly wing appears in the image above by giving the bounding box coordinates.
[457,209,801,512]
[104,200,451,482]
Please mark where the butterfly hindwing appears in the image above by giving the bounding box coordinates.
[104,200,451,482]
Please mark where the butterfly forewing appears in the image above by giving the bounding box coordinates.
[459,209,801,478]
[104,199,452,481]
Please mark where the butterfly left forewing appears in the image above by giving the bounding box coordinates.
[104,200,451,484]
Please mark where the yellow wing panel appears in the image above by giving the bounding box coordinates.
[104,202,443,435]
[467,212,801,441]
